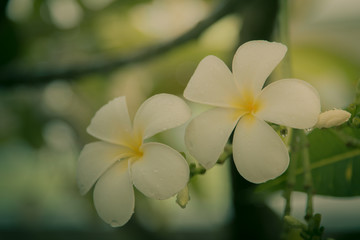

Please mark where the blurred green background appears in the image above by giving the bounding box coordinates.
[0,0,360,239]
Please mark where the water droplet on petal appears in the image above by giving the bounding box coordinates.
[110,220,121,227]
[304,128,313,134]
[280,129,288,138]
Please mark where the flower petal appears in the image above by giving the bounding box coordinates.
[131,142,189,200]
[184,55,241,108]
[133,94,191,140]
[185,107,241,169]
[232,41,287,94]
[232,116,289,183]
[256,79,321,129]
[87,97,133,145]
[93,160,135,227]
[77,141,131,195]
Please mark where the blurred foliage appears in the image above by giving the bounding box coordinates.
[259,127,360,197]
[0,0,239,234]
[1,0,360,239]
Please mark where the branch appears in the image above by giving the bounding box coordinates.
[0,0,247,87]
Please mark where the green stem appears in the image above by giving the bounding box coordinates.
[279,0,296,217]
[283,129,298,216]
[217,143,233,164]
[278,0,292,78]
[279,0,289,45]
[189,163,206,178]
[189,142,232,178]
[299,130,313,221]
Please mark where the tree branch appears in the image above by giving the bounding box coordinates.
[0,0,248,87]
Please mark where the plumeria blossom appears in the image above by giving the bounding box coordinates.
[77,94,191,227]
[184,40,321,183]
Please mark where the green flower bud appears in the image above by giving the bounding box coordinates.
[352,116,360,127]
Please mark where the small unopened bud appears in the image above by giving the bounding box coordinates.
[176,185,190,208]
[314,109,351,129]
[347,103,356,114]
[352,116,360,127]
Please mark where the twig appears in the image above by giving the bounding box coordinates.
[0,0,246,87]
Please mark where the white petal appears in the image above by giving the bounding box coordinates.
[93,160,135,227]
[232,41,287,94]
[232,116,289,183]
[87,97,133,145]
[77,141,131,195]
[185,107,241,169]
[256,79,321,129]
[133,94,191,140]
[184,55,241,108]
[131,142,189,200]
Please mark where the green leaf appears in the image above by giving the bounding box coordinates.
[258,128,360,197]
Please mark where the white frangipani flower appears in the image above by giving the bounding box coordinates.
[184,40,321,183]
[77,94,191,227]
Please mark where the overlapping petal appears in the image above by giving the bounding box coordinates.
[185,107,241,169]
[183,55,241,108]
[77,141,132,195]
[232,41,287,94]
[87,97,133,145]
[93,160,135,227]
[232,116,289,183]
[131,142,189,200]
[133,94,191,140]
[256,79,321,129]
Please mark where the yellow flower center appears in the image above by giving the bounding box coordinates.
[241,95,260,114]
[232,90,262,117]
[231,90,263,122]
[122,133,144,159]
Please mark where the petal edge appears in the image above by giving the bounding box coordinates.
[256,78,321,129]
[232,41,287,94]
[185,107,241,169]
[87,97,133,145]
[131,142,189,200]
[93,160,135,227]
[133,94,191,140]
[184,55,241,108]
[232,116,289,183]
[77,141,131,195]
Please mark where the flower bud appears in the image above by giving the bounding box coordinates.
[176,185,190,208]
[352,116,360,127]
[314,109,351,129]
